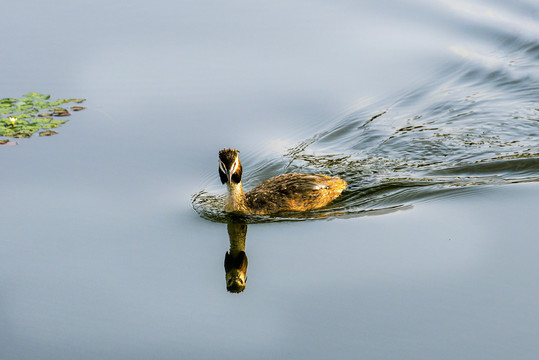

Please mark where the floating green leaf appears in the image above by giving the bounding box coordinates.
[23,92,51,100]
[0,92,85,142]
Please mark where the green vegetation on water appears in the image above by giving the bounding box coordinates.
[0,92,85,142]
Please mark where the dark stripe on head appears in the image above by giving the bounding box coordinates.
[219,168,228,184]
[231,165,242,183]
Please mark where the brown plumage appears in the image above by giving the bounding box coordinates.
[218,148,346,215]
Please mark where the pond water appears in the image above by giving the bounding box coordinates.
[1,0,538,359]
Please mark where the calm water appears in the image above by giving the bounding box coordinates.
[1,0,539,359]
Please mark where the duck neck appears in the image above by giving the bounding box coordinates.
[226,181,249,213]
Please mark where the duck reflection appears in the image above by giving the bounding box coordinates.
[224,222,248,293]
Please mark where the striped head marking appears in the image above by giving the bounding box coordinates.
[218,148,242,184]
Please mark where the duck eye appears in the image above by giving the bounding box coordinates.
[230,159,238,174]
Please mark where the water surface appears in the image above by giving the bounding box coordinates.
[1,0,538,359]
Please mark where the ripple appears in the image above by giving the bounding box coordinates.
[193,31,539,223]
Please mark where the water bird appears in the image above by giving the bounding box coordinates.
[219,148,347,215]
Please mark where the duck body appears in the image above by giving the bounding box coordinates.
[220,149,346,215]
[238,173,346,214]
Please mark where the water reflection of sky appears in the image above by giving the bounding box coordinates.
[2,0,539,359]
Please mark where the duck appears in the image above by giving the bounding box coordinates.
[218,148,346,214]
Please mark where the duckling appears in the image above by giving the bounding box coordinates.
[219,148,346,214]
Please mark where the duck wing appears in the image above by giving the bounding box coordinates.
[245,173,346,214]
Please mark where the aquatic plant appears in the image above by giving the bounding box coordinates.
[0,92,85,143]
